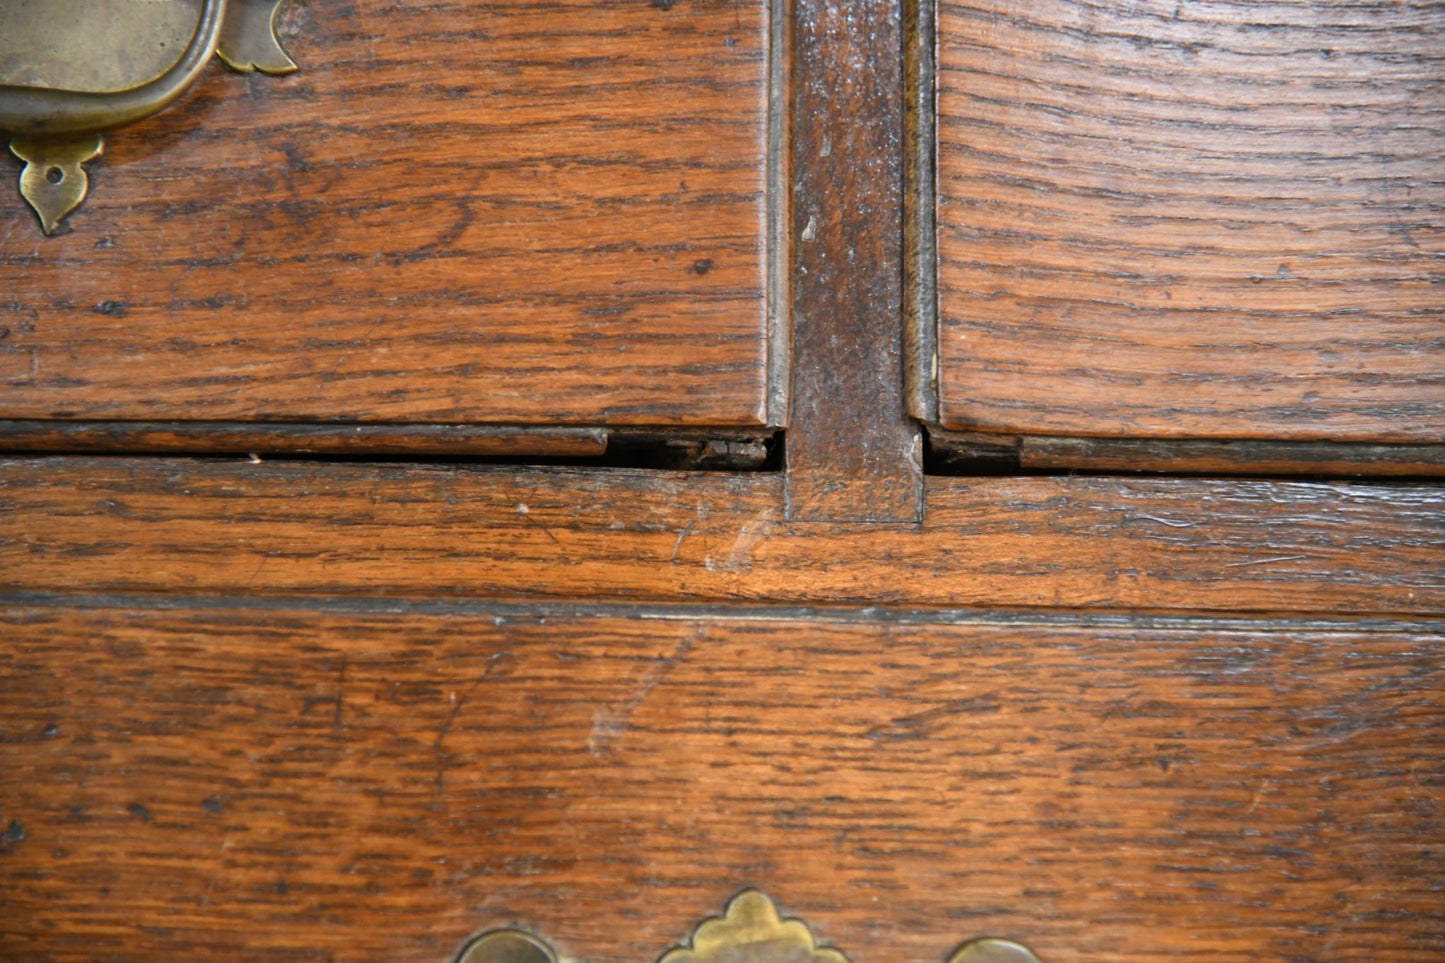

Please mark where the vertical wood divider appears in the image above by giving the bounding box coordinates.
[785,0,925,524]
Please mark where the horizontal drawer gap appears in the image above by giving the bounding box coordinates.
[928,428,1445,480]
[0,420,780,471]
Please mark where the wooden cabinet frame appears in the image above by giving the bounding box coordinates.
[2,1,1442,960]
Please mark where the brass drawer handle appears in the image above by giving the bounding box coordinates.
[454,891,1043,963]
[0,0,296,233]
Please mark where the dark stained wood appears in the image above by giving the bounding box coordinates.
[1019,435,1445,478]
[4,0,1445,956]
[929,428,1445,478]
[0,0,781,429]
[785,0,923,523]
[4,457,1442,616]
[932,0,1445,443]
[904,0,939,425]
[0,420,607,458]
[2,605,1441,961]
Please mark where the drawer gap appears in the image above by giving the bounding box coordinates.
[927,428,1445,480]
[0,420,781,472]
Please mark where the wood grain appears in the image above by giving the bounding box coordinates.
[2,605,1441,961]
[0,419,607,458]
[1018,435,1445,478]
[933,0,1445,443]
[0,0,779,429]
[928,428,1445,478]
[4,457,1442,616]
[786,0,923,523]
[4,5,1445,959]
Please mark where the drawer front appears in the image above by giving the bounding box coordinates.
[3,604,1442,961]
[0,0,783,430]
[929,0,1444,444]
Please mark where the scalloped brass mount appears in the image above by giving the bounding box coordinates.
[0,0,297,233]
[454,891,1043,963]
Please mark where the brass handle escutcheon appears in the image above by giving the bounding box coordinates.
[454,892,1044,963]
[0,0,297,233]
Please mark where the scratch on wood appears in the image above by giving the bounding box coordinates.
[246,552,271,587]
[670,521,695,563]
[588,628,700,756]
[434,652,513,794]
[706,513,777,573]
[516,503,560,544]
[1129,513,1199,529]
[1224,555,1309,568]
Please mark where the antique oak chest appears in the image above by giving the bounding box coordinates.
[2,1,1442,960]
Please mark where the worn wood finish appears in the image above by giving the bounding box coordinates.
[786,0,922,523]
[0,420,608,458]
[1018,435,1445,479]
[2,606,1441,961]
[0,0,778,429]
[928,429,1445,478]
[5,0,1445,956]
[932,0,1445,443]
[4,457,1442,616]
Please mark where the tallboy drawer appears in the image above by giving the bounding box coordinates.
[925,0,1444,455]
[0,0,785,443]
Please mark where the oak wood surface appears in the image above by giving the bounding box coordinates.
[1017,435,1445,478]
[2,605,1441,962]
[4,457,1442,617]
[786,0,923,523]
[0,420,608,458]
[5,0,1445,957]
[927,429,1445,478]
[932,0,1445,443]
[0,0,778,429]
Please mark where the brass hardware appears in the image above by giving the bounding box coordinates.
[948,938,1044,963]
[452,892,1043,963]
[658,890,847,963]
[8,134,103,235]
[0,0,296,233]
[456,931,558,963]
[218,0,299,74]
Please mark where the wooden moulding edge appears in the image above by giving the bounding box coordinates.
[0,422,785,468]
[927,427,1445,479]
[766,0,793,429]
[902,0,940,424]
[0,420,611,458]
[4,456,1443,617]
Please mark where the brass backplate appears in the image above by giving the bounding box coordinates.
[453,892,1043,963]
[0,0,296,233]
[0,0,200,94]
